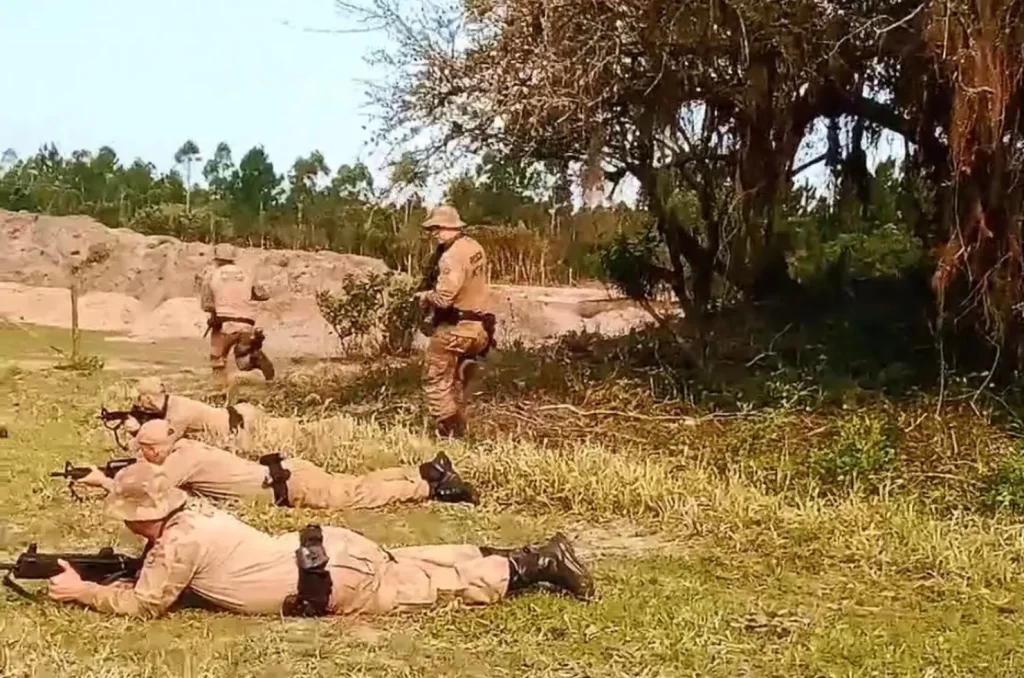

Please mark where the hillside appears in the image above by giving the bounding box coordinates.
[0,210,670,356]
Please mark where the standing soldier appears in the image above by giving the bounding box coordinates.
[200,244,275,384]
[415,206,496,439]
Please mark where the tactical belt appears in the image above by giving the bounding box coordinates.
[281,524,333,617]
[258,453,292,507]
[214,316,255,326]
[226,405,244,433]
[432,308,497,357]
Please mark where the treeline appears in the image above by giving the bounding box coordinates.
[0,141,921,287]
[0,143,646,283]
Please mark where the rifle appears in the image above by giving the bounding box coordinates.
[0,543,143,601]
[50,459,136,501]
[415,243,450,335]
[99,406,160,451]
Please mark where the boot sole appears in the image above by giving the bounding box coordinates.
[550,533,595,600]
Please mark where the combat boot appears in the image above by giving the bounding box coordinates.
[254,351,276,381]
[430,474,480,505]
[418,451,454,484]
[505,533,595,601]
[418,451,479,505]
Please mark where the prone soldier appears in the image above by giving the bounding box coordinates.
[414,206,496,439]
[123,377,265,450]
[200,243,274,384]
[74,420,480,510]
[45,463,595,618]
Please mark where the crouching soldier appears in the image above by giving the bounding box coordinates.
[200,243,274,384]
[46,463,595,618]
[76,420,479,510]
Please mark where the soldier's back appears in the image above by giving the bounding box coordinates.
[445,236,489,312]
[210,264,255,318]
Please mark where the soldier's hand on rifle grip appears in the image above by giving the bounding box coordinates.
[75,467,109,489]
[414,291,431,309]
[46,559,85,601]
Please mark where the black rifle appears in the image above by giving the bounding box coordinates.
[0,543,143,601]
[50,459,137,501]
[414,242,452,335]
[418,242,448,293]
[99,406,161,451]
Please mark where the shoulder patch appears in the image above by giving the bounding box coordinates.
[470,252,483,264]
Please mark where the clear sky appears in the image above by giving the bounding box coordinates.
[0,0,387,181]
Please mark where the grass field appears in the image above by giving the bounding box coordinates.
[3,323,1024,676]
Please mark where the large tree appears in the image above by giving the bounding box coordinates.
[342,0,1024,368]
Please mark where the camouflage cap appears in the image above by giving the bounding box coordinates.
[421,205,465,231]
[136,376,166,398]
[136,419,177,446]
[213,243,237,262]
[104,462,187,522]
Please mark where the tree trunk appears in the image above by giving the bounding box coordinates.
[70,277,80,361]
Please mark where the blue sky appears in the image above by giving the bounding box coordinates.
[0,0,900,203]
[0,0,389,181]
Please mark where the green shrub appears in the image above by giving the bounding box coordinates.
[814,413,899,489]
[316,271,420,357]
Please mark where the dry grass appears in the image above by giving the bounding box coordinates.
[4,326,1024,675]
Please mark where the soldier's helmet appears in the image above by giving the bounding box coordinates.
[136,420,176,446]
[136,376,166,399]
[105,461,187,522]
[421,205,465,231]
[213,243,237,262]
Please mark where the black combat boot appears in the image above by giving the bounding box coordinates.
[418,451,479,505]
[254,351,276,381]
[505,533,595,601]
[418,451,454,484]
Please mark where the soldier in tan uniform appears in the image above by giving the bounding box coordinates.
[124,377,265,450]
[200,244,274,383]
[47,463,594,618]
[76,420,479,509]
[415,206,496,439]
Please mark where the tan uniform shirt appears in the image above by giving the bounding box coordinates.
[162,395,233,438]
[155,439,272,502]
[77,503,385,617]
[200,264,270,321]
[424,236,488,312]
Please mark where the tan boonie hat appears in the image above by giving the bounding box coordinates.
[105,462,187,522]
[137,419,176,446]
[421,205,465,231]
[213,243,237,262]
[136,376,166,398]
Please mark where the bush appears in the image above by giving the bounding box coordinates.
[980,451,1024,514]
[316,271,420,357]
[813,413,899,489]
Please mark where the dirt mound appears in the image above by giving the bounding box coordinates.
[0,210,676,356]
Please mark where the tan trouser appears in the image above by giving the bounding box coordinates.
[423,322,489,420]
[334,546,509,614]
[283,459,431,510]
[209,321,254,370]
[295,529,508,616]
